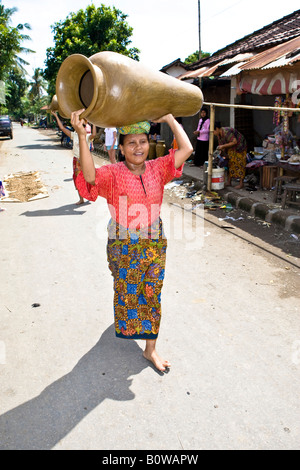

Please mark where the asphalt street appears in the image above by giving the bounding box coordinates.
[0,124,299,450]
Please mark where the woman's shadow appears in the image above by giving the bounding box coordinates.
[0,324,148,450]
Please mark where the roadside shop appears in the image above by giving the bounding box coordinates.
[204,101,300,209]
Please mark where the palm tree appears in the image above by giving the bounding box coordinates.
[28,68,48,122]
[0,5,35,78]
[28,68,47,101]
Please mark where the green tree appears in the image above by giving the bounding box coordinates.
[5,66,28,118]
[0,4,34,79]
[44,4,140,93]
[28,68,47,101]
[27,68,48,122]
[184,50,210,65]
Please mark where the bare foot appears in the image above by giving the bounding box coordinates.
[143,350,171,372]
[76,199,84,205]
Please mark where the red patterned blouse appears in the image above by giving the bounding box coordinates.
[75,149,183,228]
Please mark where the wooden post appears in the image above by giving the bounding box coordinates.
[198,0,201,61]
[207,104,215,191]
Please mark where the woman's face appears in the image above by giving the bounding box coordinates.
[201,110,207,118]
[120,133,150,167]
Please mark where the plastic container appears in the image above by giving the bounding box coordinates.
[211,168,225,190]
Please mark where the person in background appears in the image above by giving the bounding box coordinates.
[51,111,96,204]
[104,127,118,164]
[149,121,161,141]
[193,107,210,166]
[214,122,247,189]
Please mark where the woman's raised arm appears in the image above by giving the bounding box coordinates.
[71,110,96,185]
[153,114,193,168]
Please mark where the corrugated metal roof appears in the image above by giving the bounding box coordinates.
[240,35,300,70]
[219,62,246,77]
[178,64,220,79]
[221,53,255,65]
[262,56,293,69]
[289,51,300,63]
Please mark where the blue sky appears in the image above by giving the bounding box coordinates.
[2,0,300,77]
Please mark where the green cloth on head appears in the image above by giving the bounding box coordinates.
[118,121,150,135]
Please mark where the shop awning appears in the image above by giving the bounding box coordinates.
[237,68,300,95]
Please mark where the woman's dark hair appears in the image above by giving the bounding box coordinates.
[199,107,209,130]
[119,133,150,146]
[214,121,222,130]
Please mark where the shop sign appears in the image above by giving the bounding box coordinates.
[238,70,300,97]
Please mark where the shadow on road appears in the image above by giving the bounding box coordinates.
[17,144,65,150]
[20,203,90,217]
[206,207,300,261]
[0,324,148,450]
[170,202,300,265]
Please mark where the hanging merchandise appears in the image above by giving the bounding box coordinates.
[282,94,294,134]
[273,94,294,134]
[273,96,282,126]
[282,110,289,134]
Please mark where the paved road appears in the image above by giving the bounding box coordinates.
[0,124,299,450]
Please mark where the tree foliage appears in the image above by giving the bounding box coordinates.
[5,67,28,118]
[44,4,140,92]
[28,68,47,101]
[0,4,34,80]
[184,50,210,65]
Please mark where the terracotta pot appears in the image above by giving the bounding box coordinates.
[149,140,157,159]
[56,51,203,127]
[47,94,66,117]
[156,140,166,158]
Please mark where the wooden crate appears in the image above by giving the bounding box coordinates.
[261,165,280,189]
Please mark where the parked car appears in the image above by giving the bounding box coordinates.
[0,115,13,139]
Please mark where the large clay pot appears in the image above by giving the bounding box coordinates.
[156,140,167,158]
[56,51,203,127]
[149,140,157,159]
[47,94,65,117]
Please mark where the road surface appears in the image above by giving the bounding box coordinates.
[0,124,299,450]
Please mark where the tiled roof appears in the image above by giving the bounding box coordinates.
[160,58,188,72]
[189,9,300,70]
[179,35,300,80]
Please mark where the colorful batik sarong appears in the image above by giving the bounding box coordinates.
[107,218,167,340]
[228,148,247,179]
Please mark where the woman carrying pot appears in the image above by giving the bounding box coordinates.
[51,111,96,204]
[214,122,247,190]
[71,109,193,372]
